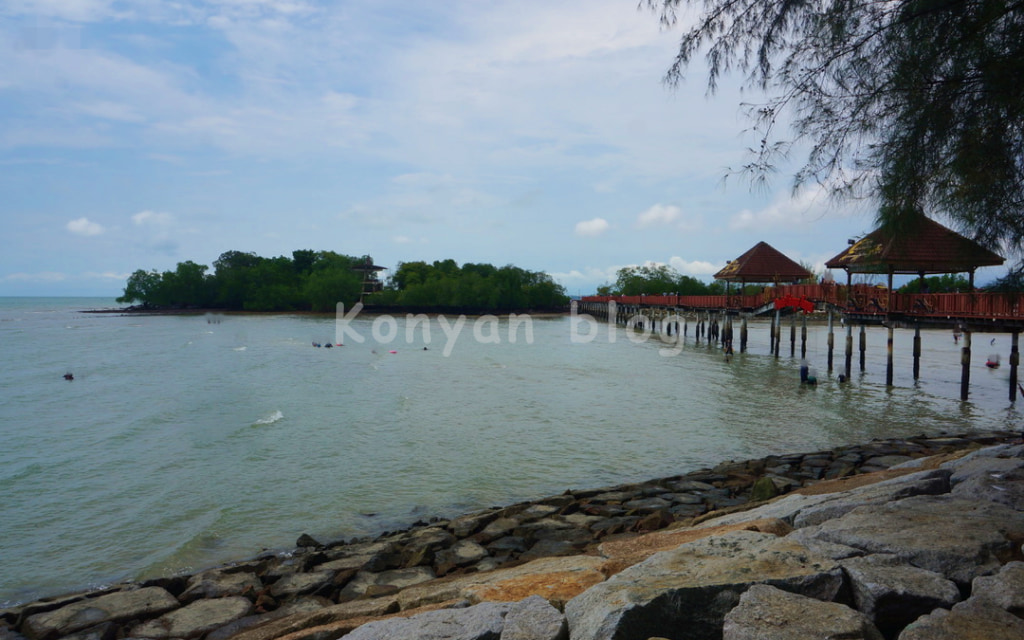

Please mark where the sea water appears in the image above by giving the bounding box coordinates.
[0,297,1019,606]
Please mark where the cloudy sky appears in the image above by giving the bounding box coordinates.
[1,0,977,297]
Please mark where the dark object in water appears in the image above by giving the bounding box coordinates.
[63,373,74,380]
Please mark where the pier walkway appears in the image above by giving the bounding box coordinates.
[578,284,1024,402]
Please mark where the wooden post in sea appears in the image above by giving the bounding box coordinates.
[827,310,835,373]
[740,315,748,353]
[845,321,853,379]
[886,323,894,387]
[801,314,808,359]
[774,309,782,358]
[769,313,776,354]
[1010,331,1020,402]
[960,329,972,401]
[913,324,922,380]
[859,324,867,372]
[790,313,796,357]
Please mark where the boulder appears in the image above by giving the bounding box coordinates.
[477,518,520,543]
[269,570,335,599]
[840,554,960,638]
[22,587,179,640]
[897,597,1024,640]
[565,530,843,640]
[500,596,567,640]
[339,568,436,601]
[435,540,489,572]
[969,561,1024,616]
[791,468,951,528]
[339,601,509,640]
[222,598,400,640]
[800,495,1024,584]
[395,555,607,611]
[180,569,263,602]
[400,528,456,568]
[722,584,883,640]
[129,596,252,638]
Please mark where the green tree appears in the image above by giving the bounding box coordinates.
[117,269,162,307]
[646,0,1024,256]
[898,274,971,294]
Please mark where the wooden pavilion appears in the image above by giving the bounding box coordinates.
[714,241,812,295]
[825,216,1004,307]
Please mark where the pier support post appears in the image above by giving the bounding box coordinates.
[1011,331,1020,402]
[886,323,894,387]
[845,322,853,379]
[774,309,781,358]
[741,316,748,353]
[859,324,867,372]
[790,313,796,357]
[801,314,808,359]
[913,325,921,380]
[827,310,834,373]
[960,330,972,401]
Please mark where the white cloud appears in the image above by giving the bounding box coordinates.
[728,184,842,231]
[3,271,67,282]
[668,257,721,276]
[574,217,610,237]
[636,203,680,228]
[132,210,174,226]
[67,217,104,236]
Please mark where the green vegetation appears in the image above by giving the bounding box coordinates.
[596,264,723,296]
[371,260,568,312]
[646,0,1024,258]
[897,275,971,294]
[117,252,569,312]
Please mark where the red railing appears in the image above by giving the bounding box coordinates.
[579,287,1024,320]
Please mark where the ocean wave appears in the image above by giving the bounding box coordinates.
[253,410,283,425]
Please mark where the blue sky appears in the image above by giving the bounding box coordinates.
[1,0,1003,297]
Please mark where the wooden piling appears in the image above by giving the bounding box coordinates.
[801,314,808,359]
[790,313,796,357]
[886,323,894,387]
[913,325,921,380]
[826,310,834,373]
[845,322,853,379]
[1011,331,1020,402]
[960,330,972,401]
[774,309,781,358]
[859,324,867,372]
[740,316,748,353]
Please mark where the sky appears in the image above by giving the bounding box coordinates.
[0,0,1005,297]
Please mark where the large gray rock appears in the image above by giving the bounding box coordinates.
[565,530,844,640]
[500,596,566,640]
[180,569,263,602]
[340,601,509,640]
[22,587,179,640]
[693,493,833,529]
[722,584,883,640]
[897,597,1024,640]
[339,567,436,600]
[130,596,252,638]
[970,561,1024,616]
[436,540,490,570]
[947,447,1024,509]
[269,570,334,598]
[791,469,951,528]
[840,554,960,638]
[800,495,1024,584]
[221,598,400,640]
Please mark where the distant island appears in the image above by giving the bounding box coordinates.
[116,250,570,314]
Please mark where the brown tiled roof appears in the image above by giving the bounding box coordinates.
[825,216,1004,274]
[714,241,812,282]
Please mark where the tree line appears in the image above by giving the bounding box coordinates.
[116,251,570,312]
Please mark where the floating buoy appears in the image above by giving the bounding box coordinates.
[63,372,74,381]
[389,350,397,354]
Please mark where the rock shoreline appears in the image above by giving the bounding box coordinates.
[3,430,1022,640]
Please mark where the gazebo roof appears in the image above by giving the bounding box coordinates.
[825,216,1004,275]
[714,241,812,283]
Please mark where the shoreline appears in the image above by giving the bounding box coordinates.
[4,428,1020,633]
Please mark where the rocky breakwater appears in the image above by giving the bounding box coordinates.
[2,431,1022,640]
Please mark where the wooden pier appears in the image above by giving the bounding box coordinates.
[577,284,1024,402]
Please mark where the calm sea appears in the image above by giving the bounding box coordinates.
[1,297,1019,606]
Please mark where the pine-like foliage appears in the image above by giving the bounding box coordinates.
[647,0,1024,255]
